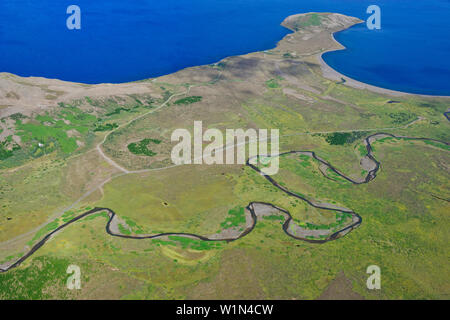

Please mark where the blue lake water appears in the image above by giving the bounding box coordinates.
[0,0,449,95]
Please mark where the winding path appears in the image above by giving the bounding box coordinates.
[1,133,448,273]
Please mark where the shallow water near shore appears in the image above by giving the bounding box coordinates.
[0,0,449,95]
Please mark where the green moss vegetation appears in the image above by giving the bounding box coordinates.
[118,223,131,235]
[323,131,368,145]
[153,236,224,251]
[298,154,312,167]
[325,168,350,183]
[423,139,450,151]
[127,138,161,156]
[2,97,163,165]
[16,120,78,154]
[61,211,76,223]
[263,214,285,221]
[292,13,322,30]
[83,212,108,221]
[300,212,352,231]
[357,144,367,157]
[31,219,60,242]
[94,123,118,132]
[265,79,281,88]
[220,206,246,229]
[9,112,26,121]
[174,96,202,105]
[0,256,71,299]
[371,136,450,152]
[0,139,21,160]
[122,216,145,234]
[14,106,97,155]
[389,112,416,124]
[105,107,132,116]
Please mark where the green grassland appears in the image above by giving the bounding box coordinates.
[97,165,245,236]
[290,13,323,30]
[2,139,447,299]
[173,96,202,105]
[127,138,161,157]
[3,132,447,299]
[0,12,449,300]
[0,90,173,245]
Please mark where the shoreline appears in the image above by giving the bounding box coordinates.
[319,26,450,98]
[1,13,450,99]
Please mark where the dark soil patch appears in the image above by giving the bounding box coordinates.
[317,272,364,300]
